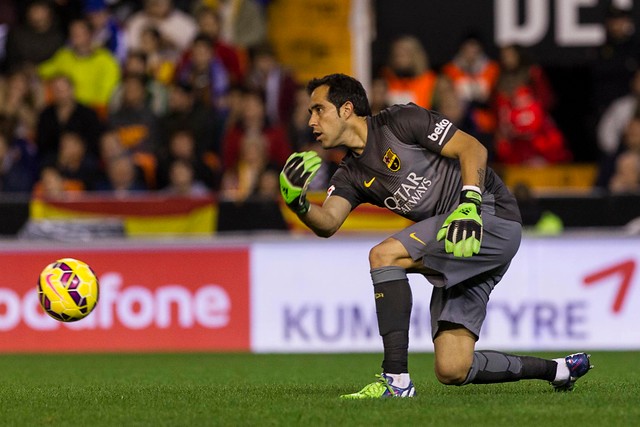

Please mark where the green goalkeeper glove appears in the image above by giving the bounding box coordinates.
[279,151,322,215]
[436,188,483,257]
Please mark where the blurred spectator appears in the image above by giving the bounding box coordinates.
[156,129,217,190]
[125,0,198,52]
[369,77,390,116]
[590,5,640,118]
[207,0,267,49]
[51,131,99,190]
[163,158,210,196]
[0,68,45,141]
[51,0,84,35]
[108,1,139,24]
[246,42,297,126]
[381,35,440,109]
[224,84,246,131]
[108,73,159,154]
[253,167,280,201]
[35,74,103,162]
[442,34,500,105]
[597,69,640,157]
[139,26,179,85]
[34,165,66,198]
[96,128,154,188]
[599,115,640,190]
[433,76,467,130]
[38,18,121,114]
[109,50,168,116]
[603,115,640,187]
[220,133,272,201]
[33,165,85,198]
[98,128,126,168]
[192,5,244,84]
[497,45,557,112]
[221,88,291,171]
[4,0,65,72]
[288,85,315,151]
[0,132,38,193]
[94,152,148,196]
[83,0,128,63]
[441,34,500,146]
[174,34,230,113]
[494,44,571,165]
[159,82,220,156]
[609,150,640,193]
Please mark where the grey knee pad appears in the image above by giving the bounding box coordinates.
[462,351,524,385]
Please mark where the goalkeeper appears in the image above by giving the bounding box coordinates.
[280,73,592,399]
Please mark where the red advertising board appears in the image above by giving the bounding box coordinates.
[0,246,250,352]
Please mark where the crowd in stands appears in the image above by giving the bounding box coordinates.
[0,0,638,205]
[376,5,640,194]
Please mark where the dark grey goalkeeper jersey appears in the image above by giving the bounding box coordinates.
[328,103,521,223]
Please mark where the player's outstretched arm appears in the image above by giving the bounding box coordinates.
[300,195,352,238]
[280,151,351,237]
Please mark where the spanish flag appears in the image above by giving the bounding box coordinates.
[30,194,216,236]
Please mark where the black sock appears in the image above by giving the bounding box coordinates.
[463,350,557,385]
[373,278,412,374]
[520,356,558,381]
[382,330,409,374]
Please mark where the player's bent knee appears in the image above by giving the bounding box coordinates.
[434,361,471,385]
[369,239,411,269]
[369,243,394,268]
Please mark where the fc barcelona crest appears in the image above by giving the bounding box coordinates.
[383,148,401,172]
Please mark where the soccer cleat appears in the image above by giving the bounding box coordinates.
[553,352,594,391]
[340,374,416,399]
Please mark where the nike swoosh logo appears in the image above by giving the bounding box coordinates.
[364,177,376,187]
[45,273,65,299]
[409,232,426,245]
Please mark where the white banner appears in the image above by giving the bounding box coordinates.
[251,236,640,353]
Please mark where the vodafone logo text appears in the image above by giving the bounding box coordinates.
[0,273,231,331]
[0,247,251,352]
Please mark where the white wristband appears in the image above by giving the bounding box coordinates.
[462,185,482,194]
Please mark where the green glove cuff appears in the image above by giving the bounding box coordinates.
[295,198,310,215]
[460,189,482,214]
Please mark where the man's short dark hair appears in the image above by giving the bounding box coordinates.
[307,74,371,117]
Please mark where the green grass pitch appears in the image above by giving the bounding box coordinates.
[0,351,638,426]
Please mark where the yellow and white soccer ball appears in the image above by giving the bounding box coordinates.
[37,258,99,322]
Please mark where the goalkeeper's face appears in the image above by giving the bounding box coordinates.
[308,85,347,149]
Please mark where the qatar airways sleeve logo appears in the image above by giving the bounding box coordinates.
[427,118,453,145]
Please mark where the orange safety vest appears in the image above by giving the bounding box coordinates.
[441,60,500,98]
[383,69,438,109]
[442,61,500,133]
